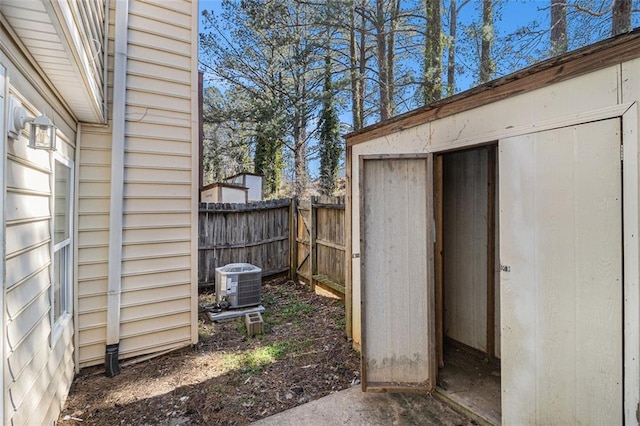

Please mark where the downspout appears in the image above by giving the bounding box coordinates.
[105,0,128,377]
[102,0,110,124]
[73,123,82,374]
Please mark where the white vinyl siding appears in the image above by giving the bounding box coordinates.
[77,0,196,367]
[4,85,76,425]
[76,118,110,365]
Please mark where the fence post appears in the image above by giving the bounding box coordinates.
[310,196,317,290]
[289,197,298,281]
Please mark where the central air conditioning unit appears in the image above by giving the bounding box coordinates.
[215,263,262,308]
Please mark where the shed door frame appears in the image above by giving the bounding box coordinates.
[621,104,639,424]
[359,154,436,392]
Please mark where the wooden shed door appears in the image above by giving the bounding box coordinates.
[360,156,435,391]
[499,119,623,424]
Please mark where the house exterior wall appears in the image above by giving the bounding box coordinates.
[1,23,78,425]
[77,0,198,367]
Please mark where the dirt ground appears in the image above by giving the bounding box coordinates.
[57,277,360,425]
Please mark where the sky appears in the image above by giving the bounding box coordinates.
[197,0,553,92]
[196,0,636,178]
[196,0,549,178]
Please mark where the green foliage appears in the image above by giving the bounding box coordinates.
[200,0,327,197]
[318,56,343,195]
[253,99,286,197]
[281,301,314,320]
[254,133,284,197]
[424,0,443,104]
[222,343,289,376]
[201,0,640,185]
[201,86,253,184]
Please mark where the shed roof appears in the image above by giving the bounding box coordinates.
[201,181,248,191]
[225,172,264,179]
[346,28,640,146]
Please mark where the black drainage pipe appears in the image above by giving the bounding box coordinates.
[105,343,121,377]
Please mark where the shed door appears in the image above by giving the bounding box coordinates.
[360,156,435,391]
[499,119,622,424]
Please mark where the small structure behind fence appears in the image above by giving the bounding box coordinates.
[198,196,345,298]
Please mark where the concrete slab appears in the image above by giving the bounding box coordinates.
[251,386,473,426]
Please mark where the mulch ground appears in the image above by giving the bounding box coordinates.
[57,277,360,425]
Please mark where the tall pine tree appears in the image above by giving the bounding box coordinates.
[318,56,343,195]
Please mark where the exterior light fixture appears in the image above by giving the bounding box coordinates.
[7,96,57,151]
[28,114,56,150]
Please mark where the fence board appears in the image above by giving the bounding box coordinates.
[197,197,345,298]
[198,199,291,286]
[311,196,345,297]
[296,200,312,281]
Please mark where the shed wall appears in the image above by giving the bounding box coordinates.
[245,175,263,201]
[350,64,620,347]
[620,55,640,425]
[443,149,488,352]
[220,187,248,203]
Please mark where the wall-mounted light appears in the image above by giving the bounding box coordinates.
[28,114,56,150]
[8,96,57,151]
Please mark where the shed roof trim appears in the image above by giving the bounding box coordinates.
[346,28,640,146]
[201,182,249,191]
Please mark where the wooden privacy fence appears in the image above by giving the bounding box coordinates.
[198,199,292,286]
[295,196,346,296]
[198,196,346,298]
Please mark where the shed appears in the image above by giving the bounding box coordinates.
[345,29,640,425]
[224,172,264,201]
[0,1,199,424]
[201,182,249,203]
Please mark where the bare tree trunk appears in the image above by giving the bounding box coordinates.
[294,122,308,197]
[293,71,308,197]
[479,0,494,84]
[293,3,308,198]
[424,0,442,104]
[350,0,363,131]
[550,0,567,56]
[446,0,457,97]
[358,0,366,128]
[386,0,400,116]
[612,0,631,35]
[376,0,390,120]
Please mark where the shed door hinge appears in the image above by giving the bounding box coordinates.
[621,144,624,162]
